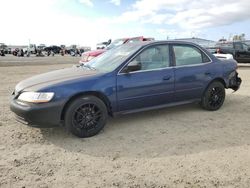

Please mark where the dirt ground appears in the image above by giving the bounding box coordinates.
[0,56,250,188]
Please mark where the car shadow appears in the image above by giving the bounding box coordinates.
[40,94,250,159]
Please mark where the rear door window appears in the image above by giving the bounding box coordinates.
[173,45,204,66]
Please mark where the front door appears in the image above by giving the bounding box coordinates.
[117,44,174,112]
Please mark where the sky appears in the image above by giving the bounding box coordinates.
[0,0,250,48]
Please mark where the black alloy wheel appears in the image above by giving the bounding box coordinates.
[65,96,108,138]
[207,86,224,109]
[201,81,225,111]
[73,103,102,131]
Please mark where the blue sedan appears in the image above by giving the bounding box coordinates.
[10,41,241,137]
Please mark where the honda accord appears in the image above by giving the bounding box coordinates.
[10,41,242,138]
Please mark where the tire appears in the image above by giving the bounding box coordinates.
[201,81,225,111]
[64,95,108,138]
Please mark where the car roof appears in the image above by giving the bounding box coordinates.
[122,40,203,48]
[121,40,214,61]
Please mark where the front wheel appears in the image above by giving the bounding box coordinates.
[201,81,225,111]
[64,96,108,138]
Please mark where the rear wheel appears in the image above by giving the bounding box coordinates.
[64,96,108,138]
[201,81,225,111]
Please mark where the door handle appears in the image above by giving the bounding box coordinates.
[163,75,172,80]
[205,72,211,76]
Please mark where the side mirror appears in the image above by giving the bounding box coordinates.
[123,61,141,73]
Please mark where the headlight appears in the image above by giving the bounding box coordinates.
[87,56,95,61]
[18,92,54,103]
[81,54,88,62]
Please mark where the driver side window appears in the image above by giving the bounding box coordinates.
[127,45,170,72]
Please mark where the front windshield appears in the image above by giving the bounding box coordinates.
[84,44,142,72]
[106,39,126,50]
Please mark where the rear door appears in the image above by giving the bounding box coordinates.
[172,44,214,101]
[116,44,175,112]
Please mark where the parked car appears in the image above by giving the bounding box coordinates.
[37,44,46,50]
[44,46,62,54]
[23,44,37,54]
[206,48,234,60]
[79,36,154,63]
[6,48,12,54]
[0,49,5,56]
[12,48,19,56]
[0,43,8,55]
[10,41,241,138]
[208,41,250,63]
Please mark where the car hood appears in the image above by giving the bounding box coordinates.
[15,66,99,93]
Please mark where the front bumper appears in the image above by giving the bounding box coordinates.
[10,99,64,128]
[229,72,242,91]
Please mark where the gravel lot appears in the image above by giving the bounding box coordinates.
[0,56,250,188]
